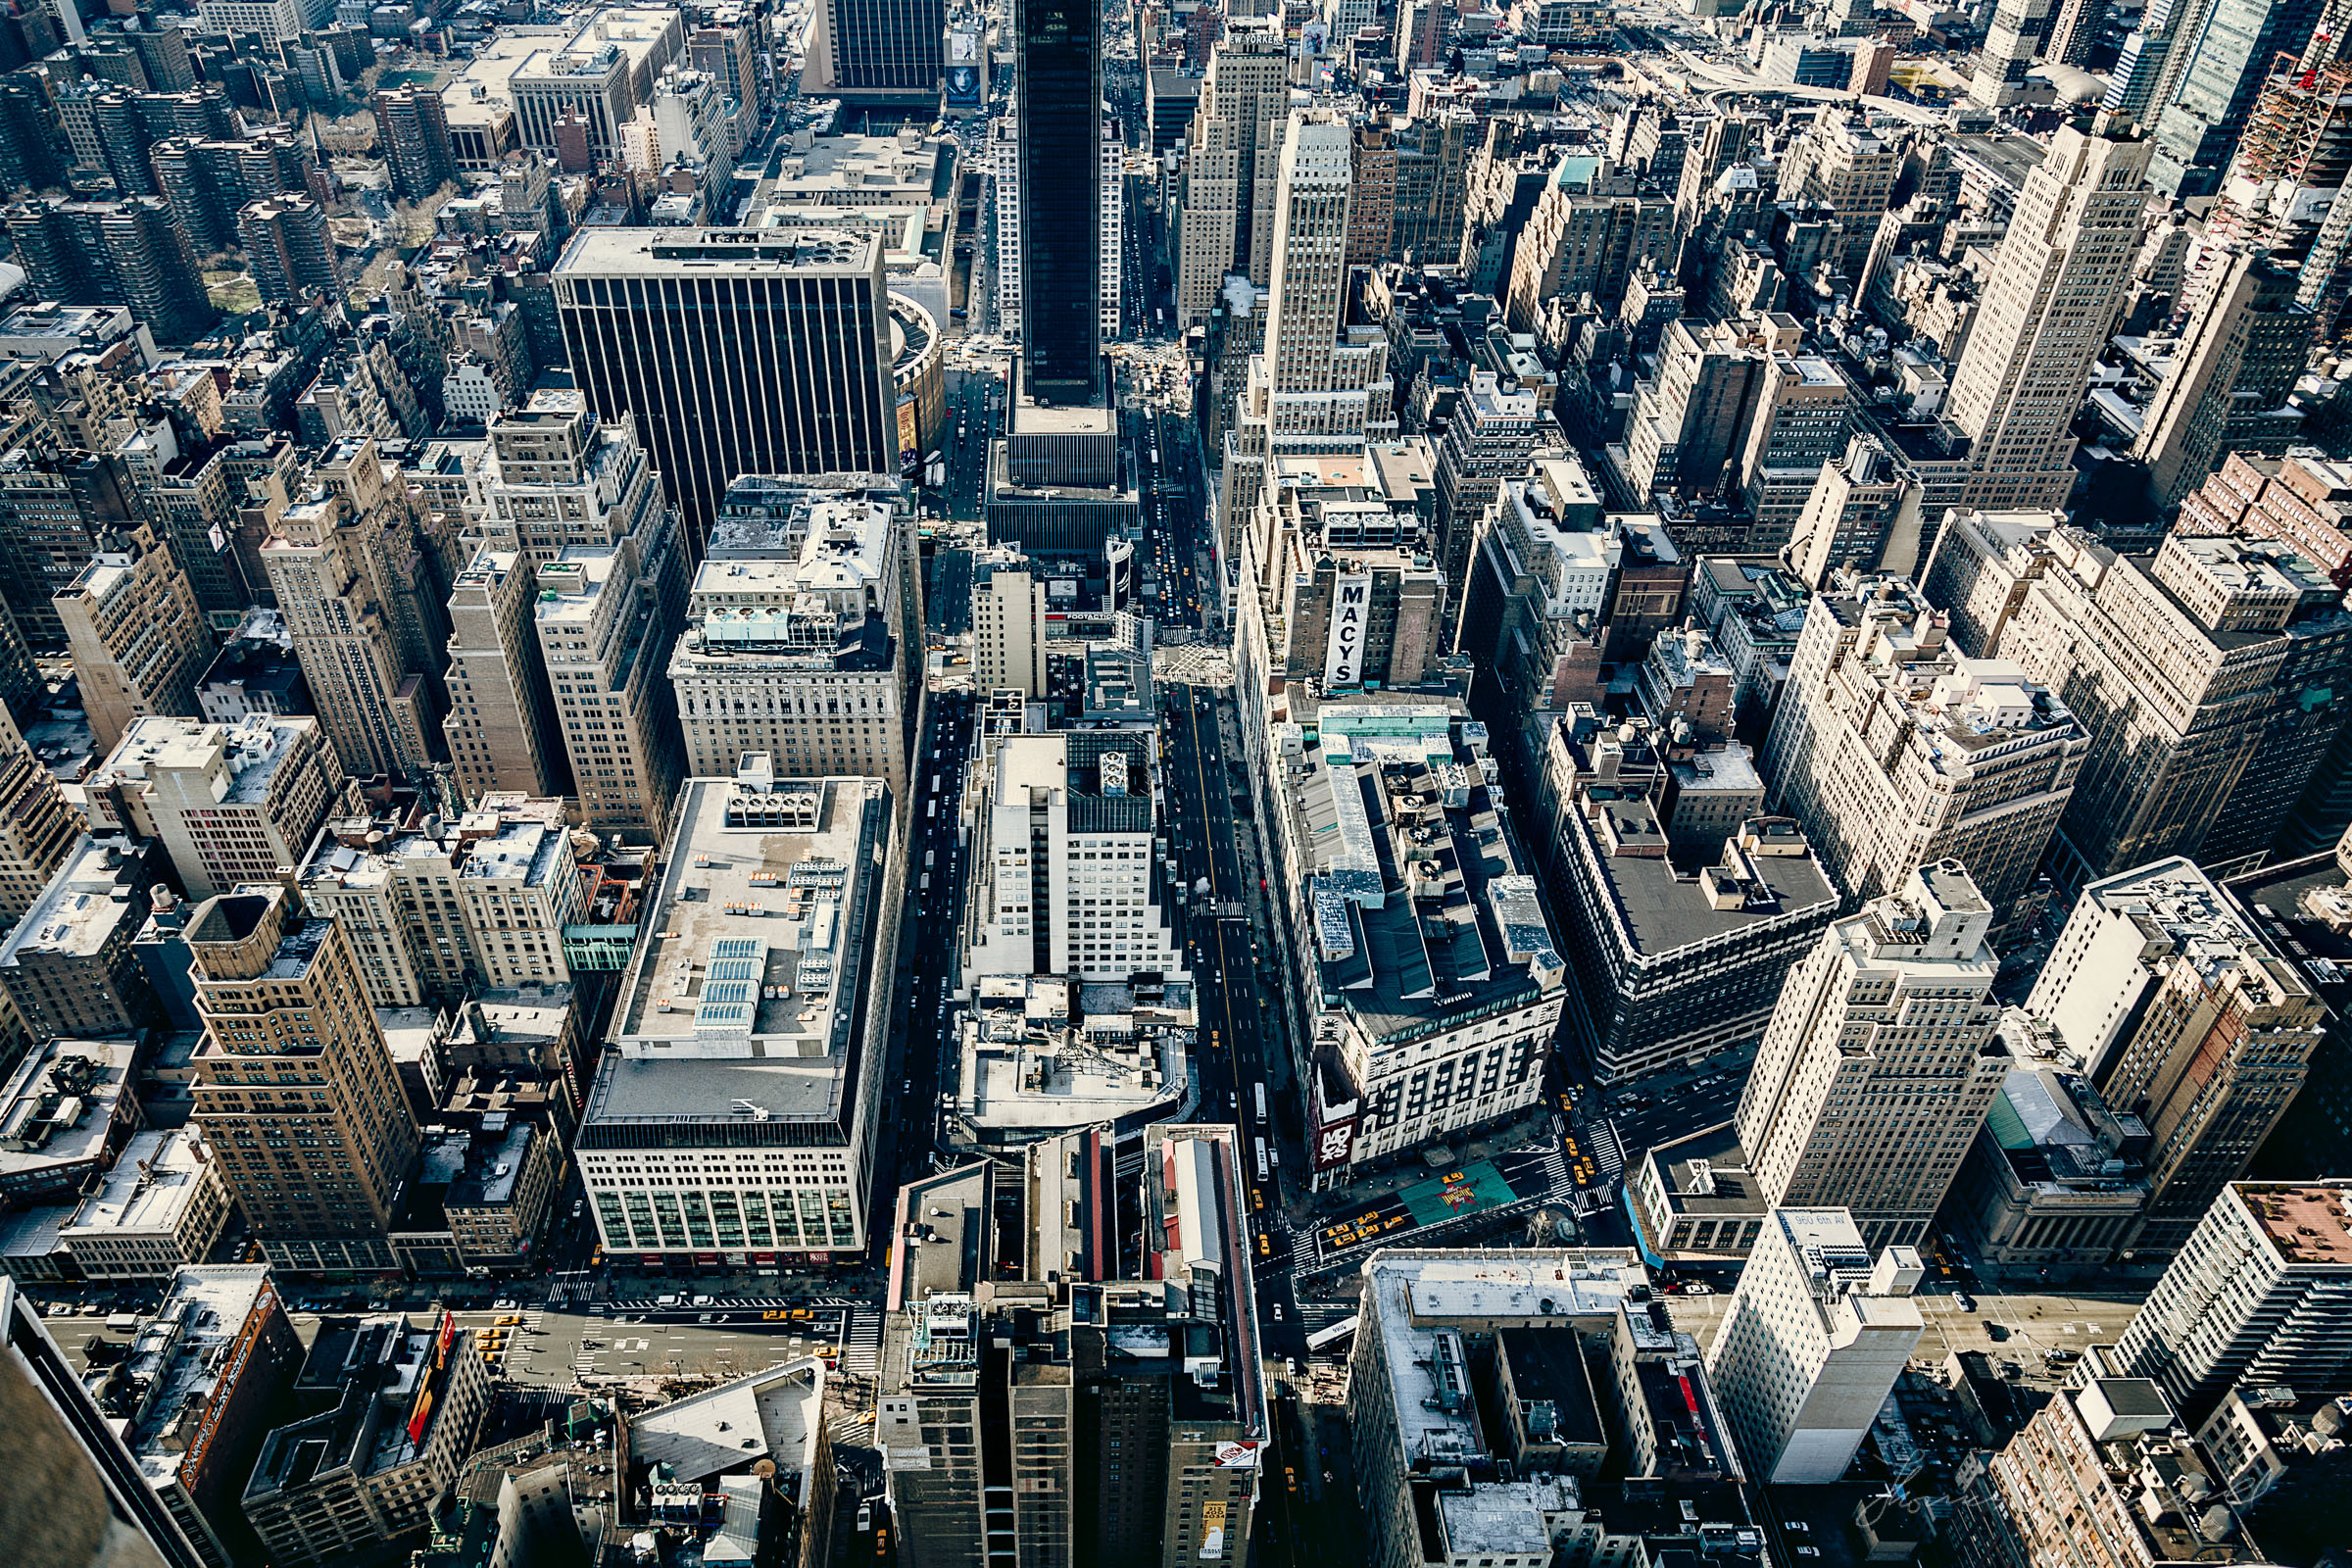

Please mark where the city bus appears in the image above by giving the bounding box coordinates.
[1252,1084,1268,1123]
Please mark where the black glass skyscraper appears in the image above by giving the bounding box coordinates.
[826,0,945,94]
[1016,0,1102,407]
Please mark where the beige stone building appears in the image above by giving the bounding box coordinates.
[77,713,353,899]
[443,548,565,803]
[1736,861,2012,1249]
[1174,18,1286,322]
[54,525,209,755]
[0,707,86,924]
[1760,573,2086,938]
[298,796,581,1007]
[2028,861,2325,1256]
[1998,528,2352,880]
[1947,124,2152,511]
[186,882,422,1275]
[260,468,440,782]
[534,540,684,837]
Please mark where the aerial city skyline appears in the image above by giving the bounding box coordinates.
[0,0,2346,1567]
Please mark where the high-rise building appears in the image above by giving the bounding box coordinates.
[1998,528,2352,880]
[0,708,87,925]
[54,527,209,756]
[1761,576,2086,939]
[1432,370,1543,616]
[73,1264,305,1568]
[2147,0,2329,197]
[1959,1369,2252,1568]
[1738,354,1859,555]
[1735,861,2011,1249]
[531,535,686,838]
[2112,1181,2352,1424]
[971,549,1048,697]
[296,795,582,1006]
[236,196,335,306]
[3,197,213,345]
[1174,18,1285,322]
[0,836,172,1044]
[1706,1210,1925,1483]
[670,479,918,795]
[373,87,457,199]
[1776,109,1910,274]
[1,1276,209,1568]
[1621,315,1772,503]
[554,228,899,546]
[1971,0,2061,107]
[809,0,943,96]
[1102,116,1124,340]
[185,883,423,1277]
[79,715,351,903]
[470,385,666,564]
[1788,433,1912,587]
[989,114,1023,331]
[2132,247,2311,506]
[1918,510,2063,662]
[877,1126,1268,1568]
[1501,160,1676,332]
[1947,123,2151,512]
[0,445,138,647]
[1014,0,1102,407]
[151,131,321,256]
[2026,860,2325,1255]
[576,769,897,1264]
[442,550,567,803]
[259,474,441,784]
[1218,108,1399,556]
[959,729,1188,986]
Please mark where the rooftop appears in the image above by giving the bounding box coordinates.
[625,1357,825,1488]
[80,1264,278,1495]
[556,225,881,277]
[63,1128,213,1241]
[247,1314,470,1502]
[956,976,1193,1136]
[0,836,152,965]
[1586,810,1838,958]
[1283,706,1563,1044]
[91,713,321,808]
[2240,1182,2352,1269]
[300,798,573,895]
[611,771,885,1057]
[1363,1250,1647,1472]
[0,1040,136,1183]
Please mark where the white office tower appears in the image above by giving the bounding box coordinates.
[959,729,1188,986]
[1946,123,2152,512]
[2113,1181,2352,1424]
[1223,108,1396,564]
[1102,116,1124,339]
[1246,110,1395,451]
[992,114,1021,332]
[1737,861,2012,1249]
[669,480,917,798]
[1708,1210,1925,1483]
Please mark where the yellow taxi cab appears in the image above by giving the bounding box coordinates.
[875,1530,889,1557]
[496,1314,520,1326]
[1251,1189,1264,1210]
[1257,1234,1271,1257]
